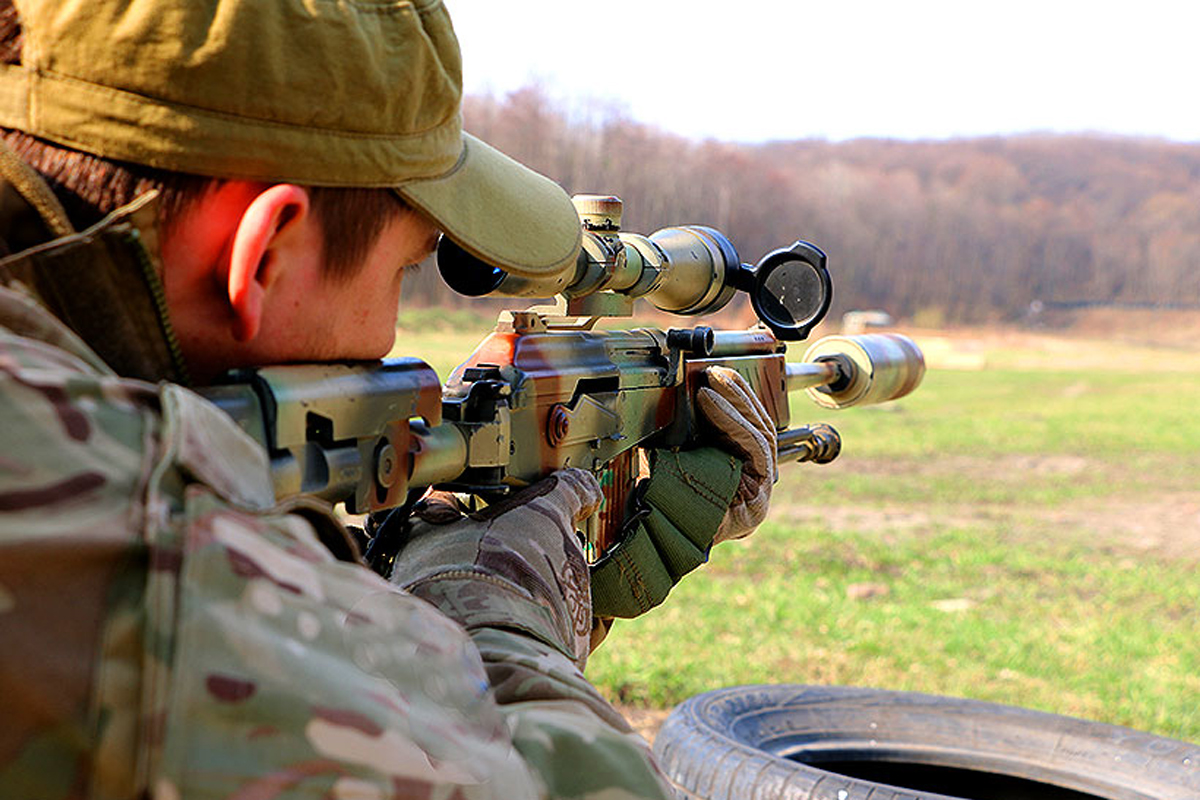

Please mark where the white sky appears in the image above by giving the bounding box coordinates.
[451,1,1200,143]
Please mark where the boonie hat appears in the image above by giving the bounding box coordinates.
[0,0,579,278]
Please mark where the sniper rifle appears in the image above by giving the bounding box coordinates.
[201,195,925,574]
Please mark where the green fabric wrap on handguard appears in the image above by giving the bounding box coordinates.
[590,448,742,619]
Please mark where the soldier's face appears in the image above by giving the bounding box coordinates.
[163,183,441,382]
[262,208,441,362]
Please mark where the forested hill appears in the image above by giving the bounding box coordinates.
[408,88,1200,324]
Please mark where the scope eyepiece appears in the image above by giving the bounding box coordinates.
[438,235,580,299]
[437,237,506,297]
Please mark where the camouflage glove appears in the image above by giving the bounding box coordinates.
[697,365,779,543]
[388,468,600,668]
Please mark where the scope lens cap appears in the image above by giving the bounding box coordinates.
[437,236,505,297]
[749,240,832,340]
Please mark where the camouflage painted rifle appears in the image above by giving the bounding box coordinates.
[202,196,924,570]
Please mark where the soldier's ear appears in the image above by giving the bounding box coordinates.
[226,184,311,342]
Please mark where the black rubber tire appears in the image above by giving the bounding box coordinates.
[652,685,1200,800]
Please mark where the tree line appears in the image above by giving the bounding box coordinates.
[402,86,1200,324]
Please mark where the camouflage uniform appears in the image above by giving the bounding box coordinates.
[0,221,670,797]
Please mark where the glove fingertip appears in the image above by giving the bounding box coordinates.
[696,385,737,427]
[557,467,603,520]
[705,368,776,439]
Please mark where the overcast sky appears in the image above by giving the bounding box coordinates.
[451,1,1200,144]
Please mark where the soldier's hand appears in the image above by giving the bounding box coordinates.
[696,365,778,543]
[388,469,601,667]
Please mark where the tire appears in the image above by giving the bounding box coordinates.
[652,685,1200,800]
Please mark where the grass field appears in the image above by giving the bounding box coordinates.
[394,310,1200,745]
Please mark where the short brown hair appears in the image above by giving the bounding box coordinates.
[0,2,406,280]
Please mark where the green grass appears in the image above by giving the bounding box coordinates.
[391,307,496,376]
[797,368,1200,458]
[587,520,1200,741]
[589,359,1200,744]
[789,368,1200,508]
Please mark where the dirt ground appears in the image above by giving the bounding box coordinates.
[783,474,1200,563]
[615,706,675,745]
[774,454,1200,563]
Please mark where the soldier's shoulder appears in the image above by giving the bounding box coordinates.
[0,308,274,546]
[0,310,163,531]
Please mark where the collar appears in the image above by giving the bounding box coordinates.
[0,188,191,385]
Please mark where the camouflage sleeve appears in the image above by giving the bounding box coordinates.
[389,475,673,800]
[165,486,670,800]
[471,628,671,800]
[0,314,669,800]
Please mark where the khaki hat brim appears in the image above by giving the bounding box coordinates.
[396,134,581,279]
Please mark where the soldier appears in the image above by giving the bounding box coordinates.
[0,0,776,798]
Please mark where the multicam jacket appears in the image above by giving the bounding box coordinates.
[0,254,670,796]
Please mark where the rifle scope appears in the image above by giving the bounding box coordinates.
[438,195,833,340]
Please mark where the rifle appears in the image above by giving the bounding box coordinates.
[201,195,925,572]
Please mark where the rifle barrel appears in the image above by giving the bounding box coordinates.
[785,360,843,392]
